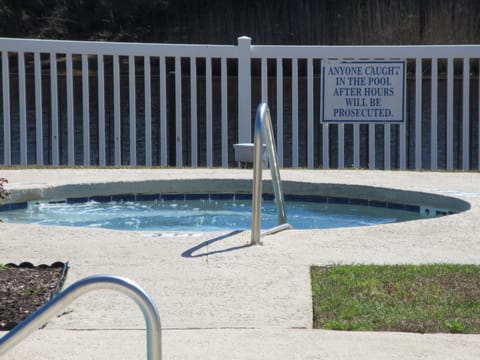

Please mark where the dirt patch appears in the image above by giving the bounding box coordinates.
[0,263,68,330]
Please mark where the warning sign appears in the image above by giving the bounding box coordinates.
[321,60,406,123]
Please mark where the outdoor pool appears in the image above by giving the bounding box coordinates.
[0,193,431,231]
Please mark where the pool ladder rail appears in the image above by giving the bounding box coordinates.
[251,102,293,245]
[0,275,163,360]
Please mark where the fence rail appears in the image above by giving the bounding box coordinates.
[1,36,479,169]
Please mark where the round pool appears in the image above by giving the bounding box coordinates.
[0,193,430,231]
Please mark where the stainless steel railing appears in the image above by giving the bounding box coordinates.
[0,275,162,360]
[251,103,292,245]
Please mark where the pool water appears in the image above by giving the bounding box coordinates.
[1,197,423,231]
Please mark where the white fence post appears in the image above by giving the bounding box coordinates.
[237,36,252,143]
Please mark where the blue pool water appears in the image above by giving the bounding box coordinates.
[0,195,424,231]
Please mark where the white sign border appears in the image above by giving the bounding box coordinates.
[321,60,407,124]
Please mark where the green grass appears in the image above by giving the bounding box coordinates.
[311,264,480,333]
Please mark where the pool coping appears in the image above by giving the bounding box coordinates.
[0,192,427,212]
[0,178,469,217]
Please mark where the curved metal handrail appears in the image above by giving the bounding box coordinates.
[251,102,292,245]
[0,275,162,360]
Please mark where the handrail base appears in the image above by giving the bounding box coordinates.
[261,223,293,237]
[251,223,293,245]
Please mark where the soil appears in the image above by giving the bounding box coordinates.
[0,265,66,331]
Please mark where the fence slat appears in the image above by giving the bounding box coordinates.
[0,37,238,57]
[50,53,59,165]
[18,51,27,165]
[34,52,43,164]
[66,53,74,165]
[206,56,213,167]
[113,54,121,165]
[415,58,422,169]
[353,124,360,167]
[400,123,406,169]
[462,58,470,170]
[430,58,438,170]
[292,58,298,167]
[159,56,167,166]
[307,58,313,168]
[144,56,152,166]
[2,51,11,165]
[97,55,106,166]
[190,57,198,167]
[261,58,268,102]
[221,57,228,167]
[175,56,182,166]
[276,57,284,167]
[251,43,480,59]
[338,124,344,168]
[384,125,391,169]
[129,55,137,166]
[322,124,329,168]
[446,57,454,170]
[368,124,375,169]
[81,53,90,165]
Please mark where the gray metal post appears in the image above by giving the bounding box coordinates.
[251,103,289,245]
[0,275,162,360]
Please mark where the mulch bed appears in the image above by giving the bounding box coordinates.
[0,262,68,331]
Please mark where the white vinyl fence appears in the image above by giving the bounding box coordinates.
[1,36,479,169]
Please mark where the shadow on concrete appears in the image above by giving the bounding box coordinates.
[181,230,251,258]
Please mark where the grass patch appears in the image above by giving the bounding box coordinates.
[311,264,480,333]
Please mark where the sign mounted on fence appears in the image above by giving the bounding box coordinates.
[321,60,406,123]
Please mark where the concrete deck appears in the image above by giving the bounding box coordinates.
[0,169,479,359]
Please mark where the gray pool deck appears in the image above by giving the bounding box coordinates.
[0,168,479,359]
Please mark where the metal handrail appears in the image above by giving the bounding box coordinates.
[0,275,162,360]
[251,102,292,245]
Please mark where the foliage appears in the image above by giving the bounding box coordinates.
[0,0,169,41]
[0,0,479,44]
[0,178,9,201]
[311,264,480,334]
